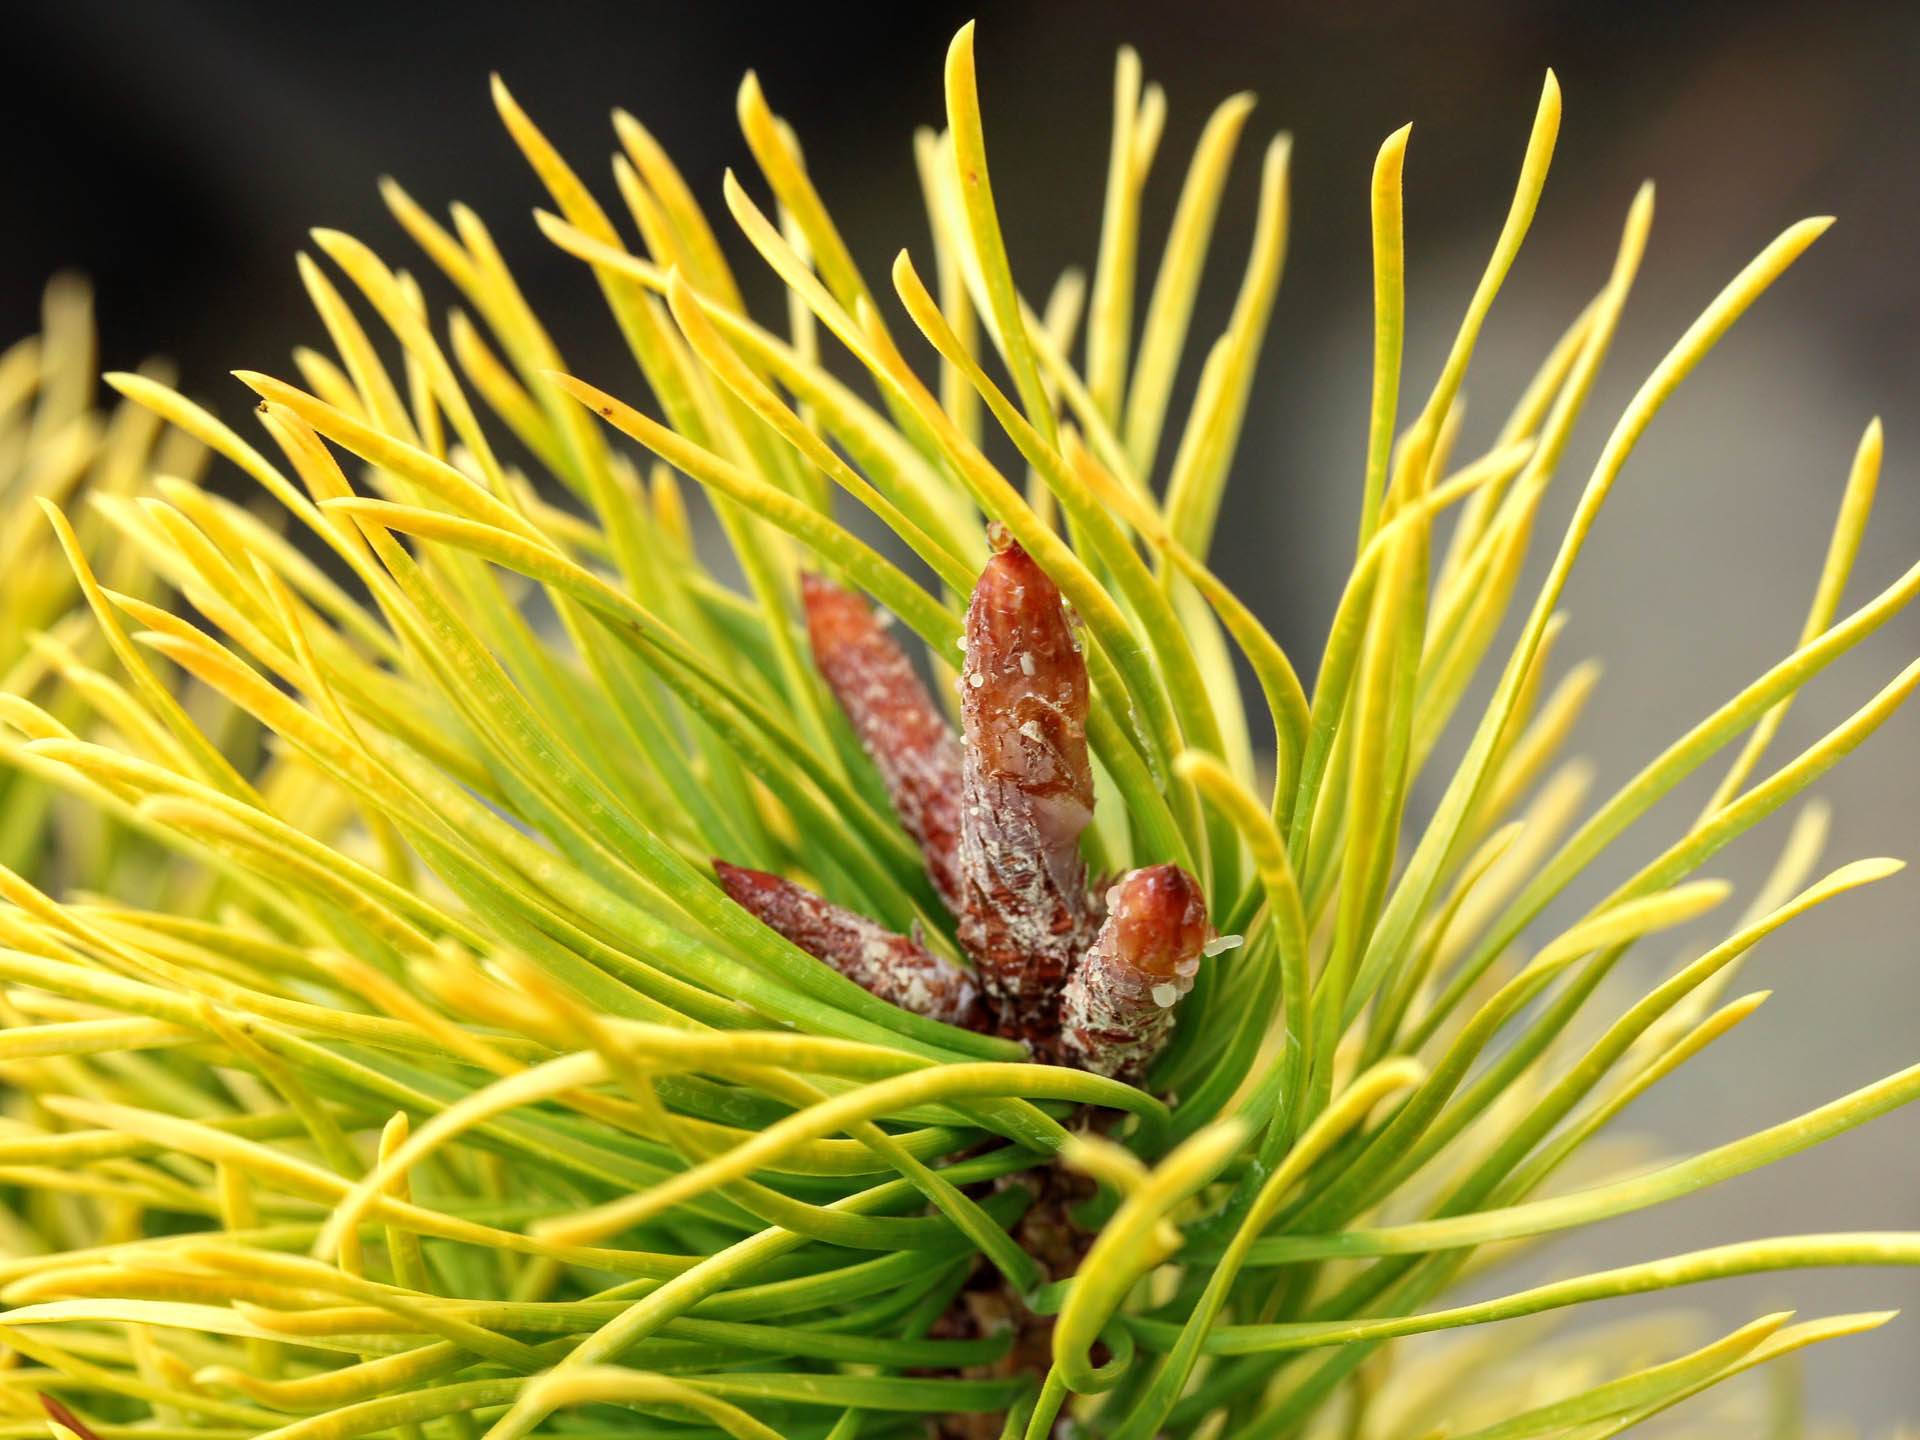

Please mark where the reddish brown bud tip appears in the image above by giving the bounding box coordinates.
[714,860,981,1027]
[801,573,966,914]
[955,540,1096,1036]
[41,1396,104,1440]
[1103,864,1210,979]
[1059,864,1213,1082]
[962,545,1090,793]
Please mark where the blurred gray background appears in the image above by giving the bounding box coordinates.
[4,0,1917,1427]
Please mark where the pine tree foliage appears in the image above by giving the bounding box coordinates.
[0,24,1916,1440]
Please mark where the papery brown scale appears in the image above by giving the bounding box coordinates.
[712,860,982,1027]
[955,535,1096,1038]
[1059,863,1212,1082]
[801,572,966,914]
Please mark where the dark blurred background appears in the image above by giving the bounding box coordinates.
[5,0,1918,1426]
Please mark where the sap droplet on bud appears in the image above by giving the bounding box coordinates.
[1203,933,1244,957]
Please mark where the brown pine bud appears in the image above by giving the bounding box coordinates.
[801,572,966,914]
[955,531,1096,1036]
[1060,864,1212,1082]
[713,860,982,1027]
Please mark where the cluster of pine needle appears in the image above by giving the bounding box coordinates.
[0,21,1916,1440]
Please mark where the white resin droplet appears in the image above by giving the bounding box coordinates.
[1151,983,1180,1009]
[1202,934,1244,957]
